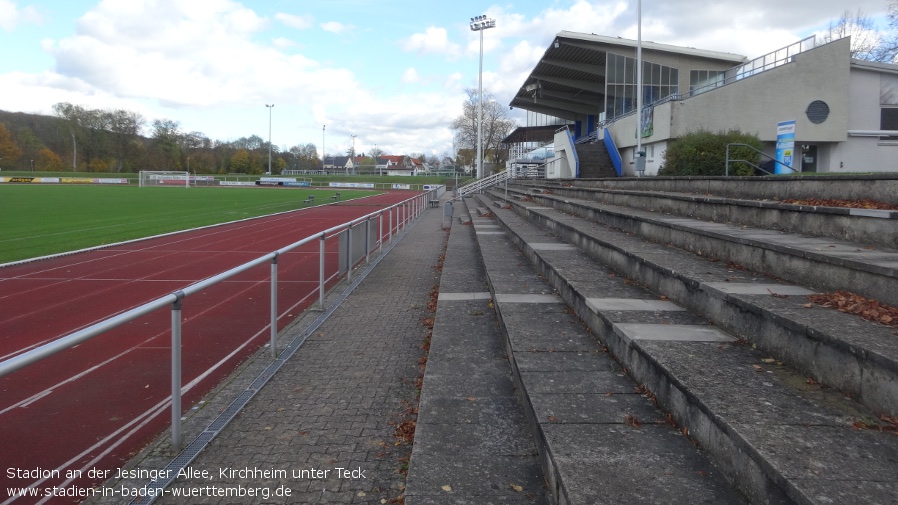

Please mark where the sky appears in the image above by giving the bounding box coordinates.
[0,0,894,160]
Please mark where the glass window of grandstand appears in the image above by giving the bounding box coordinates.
[526,110,570,128]
[690,70,726,95]
[881,107,898,141]
[605,53,678,120]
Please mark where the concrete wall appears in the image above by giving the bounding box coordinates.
[669,38,851,143]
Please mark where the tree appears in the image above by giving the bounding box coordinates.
[151,118,182,170]
[107,109,145,172]
[36,148,63,171]
[823,9,898,63]
[0,123,22,168]
[450,88,516,173]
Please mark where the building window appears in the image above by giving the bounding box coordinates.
[690,70,726,95]
[881,107,898,141]
[604,53,679,120]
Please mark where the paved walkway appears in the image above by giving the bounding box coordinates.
[100,204,448,504]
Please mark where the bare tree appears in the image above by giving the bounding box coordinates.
[823,9,897,63]
[450,88,516,173]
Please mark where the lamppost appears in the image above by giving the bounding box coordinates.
[350,134,357,175]
[266,104,274,175]
[635,0,646,176]
[322,125,326,173]
[470,14,496,179]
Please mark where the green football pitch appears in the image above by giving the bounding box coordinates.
[0,185,377,264]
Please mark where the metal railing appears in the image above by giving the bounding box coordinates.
[725,143,797,176]
[0,189,435,450]
[454,168,513,200]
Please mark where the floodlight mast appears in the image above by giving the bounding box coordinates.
[470,14,496,179]
[266,104,274,175]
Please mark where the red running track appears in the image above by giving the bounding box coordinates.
[0,191,421,504]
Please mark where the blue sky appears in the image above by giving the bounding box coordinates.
[0,0,893,159]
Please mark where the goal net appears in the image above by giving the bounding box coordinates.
[138,171,190,188]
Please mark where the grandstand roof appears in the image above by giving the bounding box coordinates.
[509,30,746,121]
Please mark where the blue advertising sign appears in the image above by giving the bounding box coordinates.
[775,120,796,174]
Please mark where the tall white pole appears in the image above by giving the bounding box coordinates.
[322,125,326,172]
[477,28,484,179]
[266,104,274,175]
[635,0,643,176]
[470,15,495,180]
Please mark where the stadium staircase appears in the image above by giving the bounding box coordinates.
[574,142,617,178]
[434,175,898,504]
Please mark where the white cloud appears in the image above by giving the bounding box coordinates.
[0,0,41,31]
[275,12,313,30]
[401,26,461,59]
[401,67,420,84]
[321,21,352,35]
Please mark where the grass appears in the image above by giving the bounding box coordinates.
[0,185,377,263]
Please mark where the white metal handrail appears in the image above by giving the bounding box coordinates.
[454,168,512,200]
[0,189,437,449]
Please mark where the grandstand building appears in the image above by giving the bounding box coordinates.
[506,32,898,176]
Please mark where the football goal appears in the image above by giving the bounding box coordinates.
[138,171,190,188]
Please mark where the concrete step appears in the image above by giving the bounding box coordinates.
[465,201,746,505]
[473,193,898,505]
[405,209,550,504]
[498,186,898,309]
[482,189,898,417]
[507,182,898,250]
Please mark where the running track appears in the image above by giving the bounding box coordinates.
[0,191,421,503]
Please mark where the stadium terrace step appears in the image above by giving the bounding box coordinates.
[481,187,898,418]
[510,182,898,250]
[498,185,898,309]
[461,199,745,505]
[405,207,549,504]
[471,193,898,505]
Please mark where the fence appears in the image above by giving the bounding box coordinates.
[0,189,435,450]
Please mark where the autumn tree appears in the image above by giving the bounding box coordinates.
[0,124,22,169]
[450,88,516,174]
[36,148,63,171]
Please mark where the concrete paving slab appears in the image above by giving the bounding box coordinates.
[405,452,548,502]
[518,370,632,394]
[529,392,664,425]
[495,293,561,304]
[530,243,578,251]
[543,424,744,504]
[702,282,817,296]
[613,323,736,342]
[438,291,492,301]
[512,351,608,372]
[586,297,687,311]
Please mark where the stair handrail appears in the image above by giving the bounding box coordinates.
[453,167,512,200]
[603,128,623,177]
[725,143,798,176]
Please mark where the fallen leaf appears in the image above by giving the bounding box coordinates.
[761,358,776,364]
[510,483,523,492]
[441,485,452,492]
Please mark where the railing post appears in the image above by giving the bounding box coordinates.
[378,211,384,253]
[365,217,371,264]
[270,253,278,358]
[346,226,353,283]
[388,207,393,243]
[319,234,326,309]
[170,290,185,451]
[725,144,731,177]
